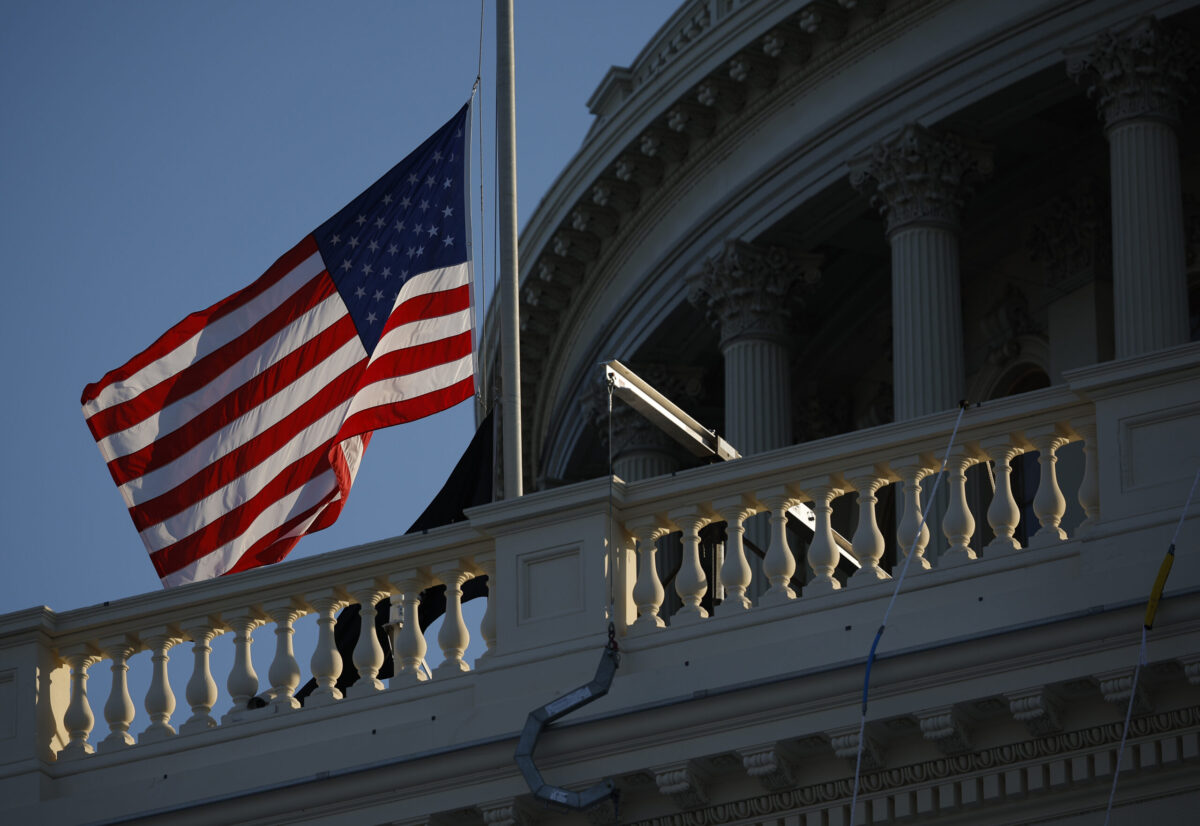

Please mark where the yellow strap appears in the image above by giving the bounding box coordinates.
[1143,547,1175,629]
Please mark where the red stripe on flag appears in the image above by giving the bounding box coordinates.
[86,272,339,441]
[148,440,335,578]
[82,236,320,405]
[337,376,474,442]
[126,359,366,529]
[360,331,473,386]
[107,321,362,487]
[380,284,471,336]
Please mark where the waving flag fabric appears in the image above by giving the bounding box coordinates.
[82,104,474,588]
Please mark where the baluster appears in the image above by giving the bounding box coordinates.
[892,457,934,572]
[97,634,139,752]
[221,610,265,723]
[940,449,979,567]
[1028,428,1070,546]
[627,516,669,631]
[347,581,390,696]
[847,467,891,587]
[138,626,182,743]
[757,486,799,606]
[476,555,497,659]
[1076,421,1101,531]
[801,480,844,595]
[179,617,223,733]
[264,598,307,710]
[713,495,756,615]
[58,644,101,760]
[981,436,1027,555]
[432,563,473,677]
[304,590,348,706]
[669,507,712,623]
[389,571,431,686]
[611,529,637,632]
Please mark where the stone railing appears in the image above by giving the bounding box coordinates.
[1,521,494,766]
[614,384,1097,634]
[2,344,1197,808]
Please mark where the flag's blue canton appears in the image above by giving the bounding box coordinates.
[314,104,469,354]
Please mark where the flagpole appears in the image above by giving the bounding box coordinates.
[497,0,523,498]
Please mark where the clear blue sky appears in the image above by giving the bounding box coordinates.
[0,1,679,617]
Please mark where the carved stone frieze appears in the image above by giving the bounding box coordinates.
[591,178,641,214]
[639,129,688,164]
[551,229,600,264]
[1027,178,1112,296]
[799,2,848,41]
[666,102,715,139]
[1067,16,1198,129]
[1097,668,1154,716]
[620,705,1200,826]
[477,799,537,826]
[614,153,663,188]
[849,123,993,234]
[728,50,777,88]
[738,744,799,791]
[1007,687,1064,736]
[915,707,972,755]
[1180,654,1200,686]
[979,285,1041,368]
[761,23,811,64]
[829,724,886,770]
[570,203,618,238]
[654,761,710,809]
[695,75,745,114]
[688,240,821,348]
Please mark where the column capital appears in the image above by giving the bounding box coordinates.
[688,240,820,347]
[849,123,992,234]
[1067,16,1197,130]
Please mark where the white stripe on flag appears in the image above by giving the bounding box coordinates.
[118,334,367,504]
[158,469,340,587]
[342,354,473,423]
[84,251,326,416]
[96,292,348,462]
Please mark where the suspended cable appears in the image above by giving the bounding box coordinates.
[1102,467,1199,825]
[473,0,490,409]
[849,401,970,823]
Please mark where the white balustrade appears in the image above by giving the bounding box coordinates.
[627,515,669,631]
[348,581,391,696]
[669,507,712,623]
[802,480,844,595]
[712,495,756,615]
[892,457,934,572]
[390,571,431,686]
[264,599,307,711]
[180,617,224,734]
[757,486,799,605]
[304,590,348,706]
[97,635,139,752]
[432,563,473,677]
[222,610,265,723]
[980,437,1027,555]
[940,449,979,567]
[476,555,498,658]
[58,645,100,760]
[1076,421,1101,531]
[1028,428,1071,547]
[847,466,891,587]
[138,626,182,743]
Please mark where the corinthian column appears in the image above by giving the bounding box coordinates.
[689,240,820,454]
[1068,17,1196,358]
[850,125,992,420]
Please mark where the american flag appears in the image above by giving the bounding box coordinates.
[82,104,475,588]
